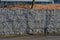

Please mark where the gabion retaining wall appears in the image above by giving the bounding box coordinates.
[0,8,60,36]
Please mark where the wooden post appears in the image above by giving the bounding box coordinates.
[31,0,35,9]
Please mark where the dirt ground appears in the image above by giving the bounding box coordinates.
[1,4,60,9]
[0,35,60,40]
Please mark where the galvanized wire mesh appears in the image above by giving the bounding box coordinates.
[0,8,60,36]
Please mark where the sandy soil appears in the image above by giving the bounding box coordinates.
[0,35,60,40]
[1,4,60,9]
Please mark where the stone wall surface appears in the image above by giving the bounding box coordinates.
[0,8,60,36]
